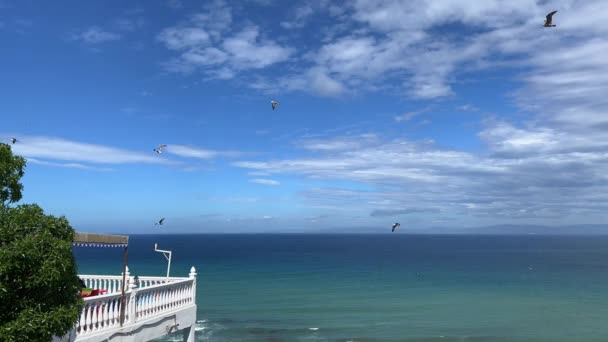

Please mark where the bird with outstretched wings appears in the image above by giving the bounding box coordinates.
[544,10,557,27]
[153,144,167,154]
[392,223,400,232]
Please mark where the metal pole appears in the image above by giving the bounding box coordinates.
[167,251,172,278]
[119,246,128,326]
[154,243,172,278]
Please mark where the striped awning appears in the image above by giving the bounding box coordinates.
[73,232,129,248]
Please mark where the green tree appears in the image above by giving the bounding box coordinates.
[0,143,82,341]
[0,143,26,207]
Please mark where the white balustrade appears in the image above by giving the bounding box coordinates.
[76,292,125,336]
[134,277,195,321]
[79,275,124,294]
[73,266,197,339]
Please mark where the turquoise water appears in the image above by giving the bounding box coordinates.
[74,234,608,341]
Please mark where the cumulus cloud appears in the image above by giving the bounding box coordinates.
[158,0,293,78]
[234,123,608,224]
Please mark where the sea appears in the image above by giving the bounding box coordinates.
[73,234,608,342]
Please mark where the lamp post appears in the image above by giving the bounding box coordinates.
[154,243,172,278]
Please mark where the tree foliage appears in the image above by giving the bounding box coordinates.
[0,145,82,341]
[0,143,26,207]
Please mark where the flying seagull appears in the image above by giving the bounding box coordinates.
[271,100,279,110]
[11,138,17,144]
[544,10,557,27]
[153,144,167,154]
[155,218,165,226]
[392,222,400,232]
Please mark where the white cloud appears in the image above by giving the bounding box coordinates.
[27,158,114,172]
[280,4,314,29]
[298,134,377,151]
[222,26,293,69]
[457,104,479,112]
[253,0,608,100]
[306,67,345,97]
[72,26,121,44]
[165,145,217,159]
[158,27,210,50]
[158,1,292,78]
[233,125,608,224]
[249,178,281,186]
[165,144,242,159]
[9,135,169,165]
[395,108,429,122]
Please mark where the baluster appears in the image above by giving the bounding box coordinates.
[78,305,86,334]
[147,292,152,316]
[93,303,100,332]
[104,299,109,328]
[135,295,141,318]
[153,291,157,314]
[114,299,120,325]
[85,305,92,332]
[142,293,146,317]
[107,300,113,326]
[123,296,128,323]
[141,293,147,318]
[99,301,105,328]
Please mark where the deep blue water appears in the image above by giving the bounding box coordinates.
[74,234,608,342]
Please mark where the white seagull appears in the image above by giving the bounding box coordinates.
[155,218,165,226]
[153,144,167,154]
[271,100,279,110]
[392,222,400,232]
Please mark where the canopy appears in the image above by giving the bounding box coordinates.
[72,231,130,326]
[73,232,129,248]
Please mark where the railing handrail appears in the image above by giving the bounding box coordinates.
[82,291,124,302]
[79,275,188,281]
[136,276,189,281]
[79,274,123,279]
[134,277,193,294]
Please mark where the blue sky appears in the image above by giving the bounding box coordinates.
[2,0,607,233]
